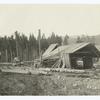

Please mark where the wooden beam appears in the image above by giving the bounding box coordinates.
[74,51,90,54]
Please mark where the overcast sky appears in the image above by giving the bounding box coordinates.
[0,4,100,37]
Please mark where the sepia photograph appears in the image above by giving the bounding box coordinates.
[0,1,100,97]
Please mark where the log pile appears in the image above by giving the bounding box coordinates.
[42,58,59,68]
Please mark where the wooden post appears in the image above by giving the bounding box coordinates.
[5,49,8,62]
[16,38,19,57]
[38,29,42,63]
[38,29,41,57]
[10,50,13,62]
[27,44,29,60]
[0,52,1,62]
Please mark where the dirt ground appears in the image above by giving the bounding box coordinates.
[0,69,100,95]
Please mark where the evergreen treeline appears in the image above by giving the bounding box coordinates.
[0,30,69,62]
[0,29,95,63]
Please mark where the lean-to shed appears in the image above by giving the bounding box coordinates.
[42,43,100,69]
[42,43,59,59]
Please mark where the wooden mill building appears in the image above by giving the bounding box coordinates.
[42,43,100,69]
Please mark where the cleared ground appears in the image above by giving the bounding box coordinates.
[0,68,100,95]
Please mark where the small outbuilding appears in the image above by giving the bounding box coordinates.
[42,43,100,69]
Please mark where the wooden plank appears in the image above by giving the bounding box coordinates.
[63,54,71,68]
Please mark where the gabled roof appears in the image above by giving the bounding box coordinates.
[43,43,99,59]
[51,43,90,54]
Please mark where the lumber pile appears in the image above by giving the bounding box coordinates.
[42,58,59,68]
[50,68,86,73]
[23,61,34,66]
[0,63,12,66]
